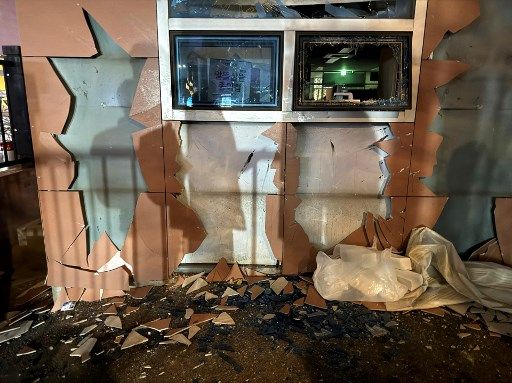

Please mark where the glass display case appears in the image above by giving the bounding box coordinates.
[171,33,282,109]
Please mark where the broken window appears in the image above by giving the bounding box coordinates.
[294,33,411,111]
[171,33,282,110]
[169,0,416,19]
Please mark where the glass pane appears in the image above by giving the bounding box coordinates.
[172,34,281,109]
[169,0,415,19]
[294,33,411,111]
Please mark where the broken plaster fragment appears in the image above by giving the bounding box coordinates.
[213,312,235,326]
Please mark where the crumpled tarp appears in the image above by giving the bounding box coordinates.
[386,227,512,313]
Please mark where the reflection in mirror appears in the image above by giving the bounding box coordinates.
[294,33,411,111]
[172,34,281,110]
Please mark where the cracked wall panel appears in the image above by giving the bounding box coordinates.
[16,0,97,57]
[121,193,167,284]
[52,18,147,249]
[293,123,390,196]
[177,122,280,194]
[38,191,87,269]
[33,132,74,191]
[179,193,277,265]
[79,0,158,58]
[167,194,207,271]
[403,196,448,242]
[422,0,480,59]
[132,126,165,193]
[130,58,161,129]
[285,124,300,195]
[433,0,512,110]
[408,60,469,197]
[295,194,389,251]
[376,123,414,197]
[282,195,316,275]
[23,57,71,135]
[162,121,185,194]
[262,123,286,194]
[46,259,129,290]
[265,195,284,263]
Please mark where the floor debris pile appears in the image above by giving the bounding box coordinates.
[0,255,512,381]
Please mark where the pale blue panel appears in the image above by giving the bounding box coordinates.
[52,17,146,249]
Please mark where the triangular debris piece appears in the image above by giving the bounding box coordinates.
[206,258,231,282]
[222,287,239,298]
[188,325,201,339]
[170,333,191,346]
[121,331,148,350]
[237,285,247,297]
[185,308,194,320]
[186,278,208,295]
[220,296,228,306]
[124,306,139,316]
[270,277,288,295]
[80,324,97,336]
[173,275,185,287]
[102,304,117,316]
[304,286,327,310]
[104,316,122,329]
[279,304,291,315]
[293,297,305,307]
[246,276,269,286]
[249,285,265,301]
[182,272,205,288]
[193,291,207,299]
[16,346,36,356]
[129,286,152,300]
[189,313,217,326]
[242,267,267,277]
[212,312,235,326]
[283,282,294,295]
[205,292,218,301]
[422,307,445,317]
[70,337,97,361]
[141,318,171,332]
[224,263,245,282]
[165,327,187,337]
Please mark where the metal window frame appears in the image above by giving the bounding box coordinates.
[157,0,427,123]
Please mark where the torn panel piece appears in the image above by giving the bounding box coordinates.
[33,132,74,192]
[163,121,184,194]
[121,193,167,284]
[130,58,161,129]
[132,126,165,193]
[22,57,71,135]
[265,195,284,264]
[16,0,97,57]
[38,191,87,269]
[78,0,158,58]
[282,195,317,275]
[262,123,286,194]
[87,232,119,271]
[422,0,480,59]
[494,198,512,267]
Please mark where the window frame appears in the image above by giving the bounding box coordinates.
[293,31,413,112]
[170,31,284,112]
[157,0,428,123]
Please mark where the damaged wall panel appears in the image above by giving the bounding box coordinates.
[178,193,279,265]
[16,0,97,57]
[423,0,510,256]
[175,122,282,195]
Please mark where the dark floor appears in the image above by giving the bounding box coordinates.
[0,281,511,383]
